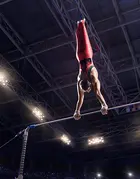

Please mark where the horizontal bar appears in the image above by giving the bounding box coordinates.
[29,101,140,128]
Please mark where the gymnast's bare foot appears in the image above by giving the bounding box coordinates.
[77,20,80,25]
[77,18,86,25]
[80,18,85,23]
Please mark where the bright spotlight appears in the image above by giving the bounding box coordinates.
[0,73,8,86]
[88,137,104,146]
[32,107,45,121]
[97,173,102,178]
[60,134,71,145]
[128,172,133,177]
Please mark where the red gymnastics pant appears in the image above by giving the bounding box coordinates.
[76,20,93,61]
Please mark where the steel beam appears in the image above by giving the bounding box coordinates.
[5,14,140,62]
[98,16,140,34]
[0,54,52,111]
[0,13,73,112]
[0,13,72,137]
[48,0,128,106]
[1,1,138,110]
[4,0,139,112]
[0,54,69,137]
[45,0,120,111]
[53,53,140,81]
[38,55,140,94]
[94,5,140,25]
[1,53,139,104]
[112,0,140,92]
[43,0,75,52]
[0,99,19,104]
[38,69,139,94]
[7,35,74,63]
[46,0,126,115]
[0,0,14,6]
[4,5,140,62]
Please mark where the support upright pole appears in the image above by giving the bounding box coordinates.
[16,127,30,179]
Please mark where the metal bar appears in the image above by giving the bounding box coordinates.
[43,0,68,36]
[0,129,24,150]
[53,53,140,80]
[75,0,126,101]
[36,116,139,143]
[51,0,75,51]
[4,16,140,62]
[10,51,140,79]
[94,5,140,25]
[0,98,19,104]
[112,0,140,92]
[9,40,74,62]
[99,16,140,34]
[0,56,139,104]
[0,90,139,132]
[52,0,74,35]
[39,82,76,94]
[30,101,140,128]
[6,15,140,61]
[0,54,56,116]
[0,122,38,132]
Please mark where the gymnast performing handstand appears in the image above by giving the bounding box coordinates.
[73,19,108,120]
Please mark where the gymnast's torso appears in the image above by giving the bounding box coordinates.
[77,58,94,83]
[79,58,94,72]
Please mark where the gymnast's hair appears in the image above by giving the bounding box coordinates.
[80,80,91,91]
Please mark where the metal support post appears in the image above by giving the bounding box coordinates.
[16,127,30,179]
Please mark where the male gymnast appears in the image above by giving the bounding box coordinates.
[73,19,108,120]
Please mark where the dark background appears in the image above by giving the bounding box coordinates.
[0,0,140,178]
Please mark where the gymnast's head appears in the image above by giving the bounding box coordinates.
[80,80,91,93]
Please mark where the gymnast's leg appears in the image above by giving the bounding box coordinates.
[76,19,93,61]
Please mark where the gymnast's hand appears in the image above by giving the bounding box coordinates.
[73,110,81,120]
[101,105,108,115]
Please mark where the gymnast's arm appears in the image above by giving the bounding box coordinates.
[73,81,84,120]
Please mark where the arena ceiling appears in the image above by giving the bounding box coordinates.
[0,0,140,175]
